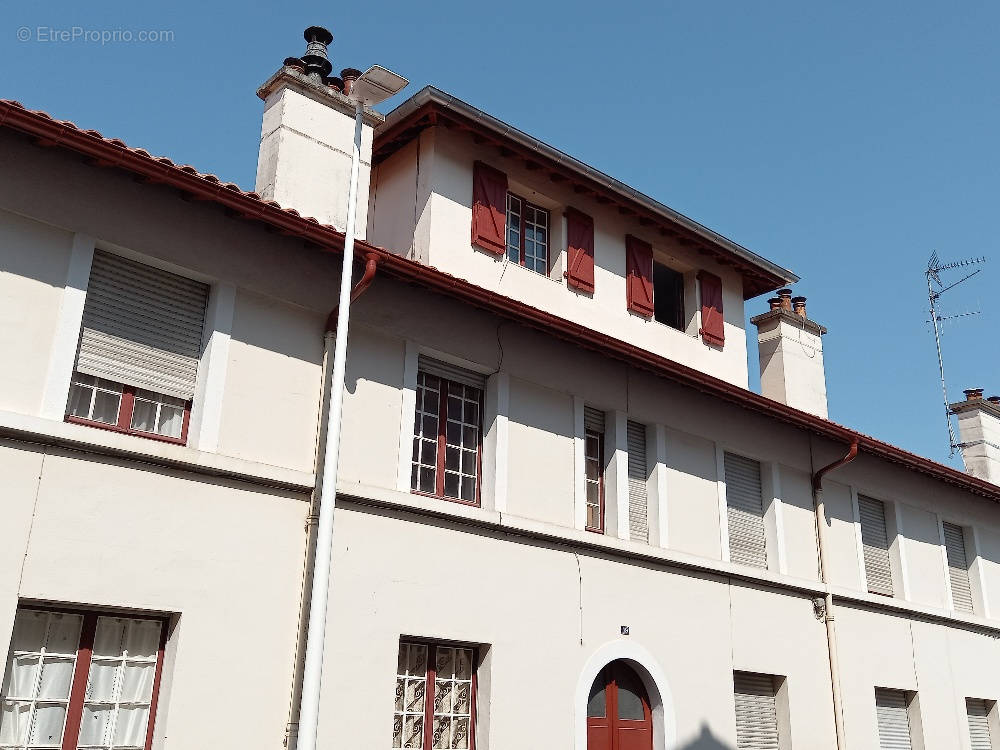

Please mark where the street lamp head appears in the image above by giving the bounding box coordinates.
[348,65,409,107]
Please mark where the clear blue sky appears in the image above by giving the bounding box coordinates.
[4,1,997,468]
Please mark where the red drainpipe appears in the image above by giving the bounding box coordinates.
[325,252,378,333]
[812,439,859,492]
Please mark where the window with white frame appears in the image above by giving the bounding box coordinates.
[859,495,894,597]
[966,698,994,750]
[875,688,916,750]
[0,607,165,750]
[505,193,549,275]
[411,358,484,505]
[733,672,781,750]
[725,453,767,568]
[943,521,975,613]
[393,641,476,749]
[67,250,208,444]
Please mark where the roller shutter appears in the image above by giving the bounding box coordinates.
[76,250,208,400]
[733,672,779,750]
[416,356,486,391]
[584,406,605,434]
[875,689,912,750]
[725,453,767,568]
[859,495,894,596]
[627,420,648,543]
[944,521,974,613]
[967,698,992,750]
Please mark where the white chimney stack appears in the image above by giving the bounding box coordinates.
[254,27,381,237]
[951,389,1000,484]
[750,289,829,418]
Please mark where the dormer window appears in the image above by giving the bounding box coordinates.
[505,193,549,275]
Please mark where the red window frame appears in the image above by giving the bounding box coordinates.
[65,378,192,446]
[3,604,169,750]
[505,192,550,275]
[411,373,484,507]
[395,641,478,750]
[585,428,605,533]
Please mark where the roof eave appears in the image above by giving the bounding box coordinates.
[1,98,995,504]
[375,86,799,299]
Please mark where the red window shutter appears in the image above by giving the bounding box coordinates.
[698,271,725,346]
[565,208,595,293]
[625,235,654,317]
[471,161,507,255]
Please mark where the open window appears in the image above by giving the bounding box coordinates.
[652,262,684,330]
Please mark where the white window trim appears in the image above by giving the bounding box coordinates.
[40,233,95,421]
[187,281,234,452]
[852,486,911,600]
[892,500,912,601]
[573,396,587,531]
[715,444,785,572]
[970,525,992,619]
[765,462,788,576]
[608,410,630,540]
[482,371,509,514]
[850,487,869,591]
[650,423,669,548]
[716,443,731,563]
[396,340,419,493]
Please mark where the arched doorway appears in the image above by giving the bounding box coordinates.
[586,660,653,750]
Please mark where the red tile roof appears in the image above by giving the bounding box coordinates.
[1,97,997,504]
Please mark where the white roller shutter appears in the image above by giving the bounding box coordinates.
[416,355,486,391]
[944,522,974,613]
[733,672,779,750]
[967,698,992,750]
[859,496,894,596]
[584,406,605,434]
[875,689,912,750]
[627,420,648,543]
[725,453,767,568]
[76,251,208,400]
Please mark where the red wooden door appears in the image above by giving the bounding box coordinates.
[586,662,653,750]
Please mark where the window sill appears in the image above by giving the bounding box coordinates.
[0,409,314,492]
[410,488,481,508]
[65,415,187,446]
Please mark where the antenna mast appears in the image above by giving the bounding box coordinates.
[925,251,985,455]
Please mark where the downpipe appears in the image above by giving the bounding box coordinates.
[811,438,858,750]
[284,252,378,749]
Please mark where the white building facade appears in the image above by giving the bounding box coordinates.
[2,29,1000,750]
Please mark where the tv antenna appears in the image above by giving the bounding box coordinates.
[926,251,986,454]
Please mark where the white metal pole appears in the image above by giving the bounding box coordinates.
[295,100,364,750]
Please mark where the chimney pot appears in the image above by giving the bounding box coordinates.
[767,297,782,311]
[777,288,793,311]
[792,295,807,318]
[301,26,334,81]
[324,76,344,93]
[988,396,1000,405]
[340,68,362,96]
[965,388,985,401]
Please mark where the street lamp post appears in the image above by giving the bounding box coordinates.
[296,63,408,750]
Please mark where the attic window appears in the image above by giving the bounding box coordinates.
[653,262,684,331]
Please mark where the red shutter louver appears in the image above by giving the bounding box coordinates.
[698,270,725,347]
[565,208,595,293]
[471,161,507,255]
[625,235,654,317]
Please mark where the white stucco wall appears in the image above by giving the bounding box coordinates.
[370,127,751,387]
[0,440,307,749]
